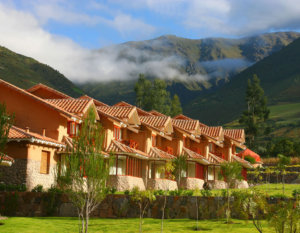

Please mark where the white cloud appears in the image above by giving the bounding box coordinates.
[0,3,200,83]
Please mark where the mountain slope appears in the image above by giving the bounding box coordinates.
[0,46,83,97]
[184,36,300,125]
[80,32,300,105]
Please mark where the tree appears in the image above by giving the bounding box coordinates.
[134,74,182,116]
[170,94,183,117]
[172,155,187,188]
[130,187,156,233]
[239,74,270,149]
[277,154,291,196]
[220,162,243,223]
[242,190,267,233]
[0,103,14,153]
[56,108,110,233]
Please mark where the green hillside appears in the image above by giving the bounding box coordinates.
[80,32,300,105]
[184,36,300,132]
[0,46,83,97]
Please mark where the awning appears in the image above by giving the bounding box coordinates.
[207,152,226,165]
[182,147,210,165]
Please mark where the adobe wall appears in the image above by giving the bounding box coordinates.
[0,84,68,141]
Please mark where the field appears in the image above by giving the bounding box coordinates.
[0,217,275,233]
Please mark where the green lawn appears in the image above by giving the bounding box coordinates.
[210,184,299,197]
[0,217,275,233]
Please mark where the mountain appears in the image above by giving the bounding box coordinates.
[0,46,83,97]
[79,32,300,105]
[184,36,300,134]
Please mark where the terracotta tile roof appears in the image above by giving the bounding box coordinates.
[200,126,223,139]
[172,119,199,132]
[8,126,65,147]
[0,79,77,119]
[27,83,71,99]
[148,110,165,116]
[97,106,135,121]
[232,155,253,169]
[0,152,14,163]
[224,129,245,143]
[208,152,226,164]
[78,95,109,107]
[45,99,93,116]
[140,116,169,129]
[182,147,210,165]
[106,139,149,159]
[173,114,193,120]
[237,149,261,162]
[149,147,175,160]
[114,101,152,116]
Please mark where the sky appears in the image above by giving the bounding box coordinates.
[1,0,300,82]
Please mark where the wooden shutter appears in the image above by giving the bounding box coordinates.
[40,151,50,174]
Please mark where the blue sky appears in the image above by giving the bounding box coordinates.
[1,0,300,81]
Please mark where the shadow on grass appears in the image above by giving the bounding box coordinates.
[189,226,212,231]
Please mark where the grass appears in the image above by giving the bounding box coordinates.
[268,102,300,125]
[0,217,275,233]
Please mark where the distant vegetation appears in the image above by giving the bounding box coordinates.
[0,46,83,97]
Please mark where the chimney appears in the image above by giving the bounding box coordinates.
[42,128,46,137]
[25,127,30,133]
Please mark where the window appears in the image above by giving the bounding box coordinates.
[187,162,195,177]
[113,126,121,140]
[117,155,126,175]
[149,161,165,179]
[152,134,156,147]
[209,143,213,152]
[183,136,186,147]
[195,163,205,179]
[67,121,80,137]
[40,151,50,174]
[208,166,214,180]
[126,157,142,177]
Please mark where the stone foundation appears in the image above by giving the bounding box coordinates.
[0,158,56,191]
[0,159,27,186]
[180,178,204,190]
[108,175,146,191]
[233,180,249,189]
[26,159,56,191]
[147,179,178,190]
[207,180,227,189]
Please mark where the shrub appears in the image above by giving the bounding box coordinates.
[31,184,43,192]
[124,190,130,195]
[0,183,26,192]
[110,187,117,194]
[200,189,212,197]
[2,192,19,216]
[244,155,256,164]
[292,189,300,198]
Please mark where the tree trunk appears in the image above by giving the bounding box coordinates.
[139,204,142,233]
[282,173,285,196]
[196,196,199,230]
[85,206,89,233]
[161,195,166,233]
[226,186,230,224]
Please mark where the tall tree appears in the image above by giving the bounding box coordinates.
[0,103,14,153]
[57,108,110,233]
[134,74,182,116]
[170,94,183,117]
[239,74,270,149]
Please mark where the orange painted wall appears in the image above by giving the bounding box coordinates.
[5,141,28,159]
[0,85,68,141]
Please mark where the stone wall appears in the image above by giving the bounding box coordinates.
[0,159,27,186]
[0,192,291,219]
[26,159,56,191]
[147,179,178,190]
[107,175,146,191]
[180,178,204,190]
[0,158,56,191]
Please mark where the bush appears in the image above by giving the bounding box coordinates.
[0,183,26,192]
[292,189,300,198]
[31,184,43,192]
[124,190,130,195]
[244,155,256,164]
[184,190,194,196]
[200,189,212,197]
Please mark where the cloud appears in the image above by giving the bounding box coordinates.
[0,2,203,83]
